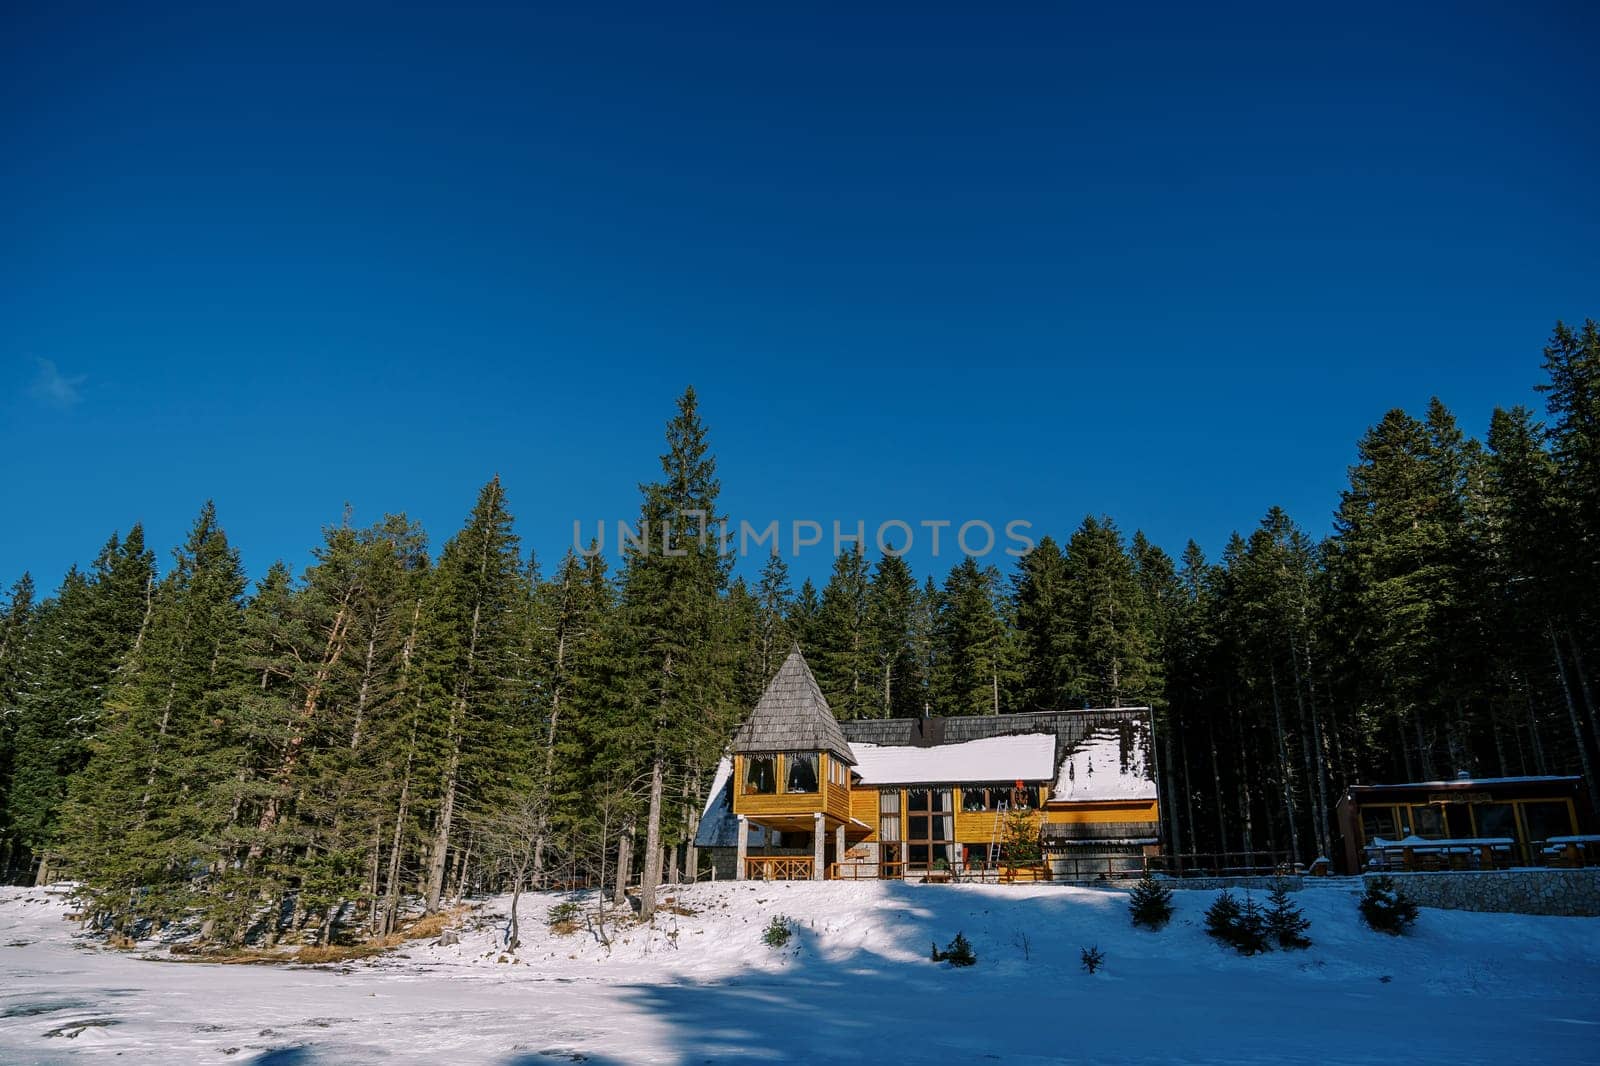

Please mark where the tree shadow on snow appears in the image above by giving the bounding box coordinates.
[610,889,1060,1064]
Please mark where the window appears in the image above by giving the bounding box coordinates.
[961,786,1039,812]
[879,790,901,841]
[879,791,902,878]
[786,752,819,793]
[906,789,955,869]
[1521,801,1575,843]
[1475,804,1516,840]
[1408,805,1444,839]
[743,756,776,795]
[1011,786,1040,810]
[1361,807,1398,842]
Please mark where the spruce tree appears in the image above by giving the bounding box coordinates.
[1482,406,1566,777]
[932,557,1015,716]
[815,547,876,719]
[529,547,615,886]
[1264,878,1311,949]
[1128,871,1174,930]
[1012,536,1071,712]
[415,478,531,912]
[1535,320,1600,795]
[788,578,821,657]
[0,573,38,879]
[867,553,923,719]
[754,553,793,685]
[60,503,250,928]
[1060,516,1157,707]
[8,528,154,880]
[1328,405,1475,783]
[617,388,730,918]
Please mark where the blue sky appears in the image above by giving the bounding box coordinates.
[3,2,1596,593]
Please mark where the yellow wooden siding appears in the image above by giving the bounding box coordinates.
[737,791,831,818]
[732,752,848,823]
[954,807,1002,842]
[951,786,1050,842]
[825,780,852,823]
[1043,799,1160,824]
[850,788,879,841]
[818,754,853,823]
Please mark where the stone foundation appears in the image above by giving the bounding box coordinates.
[1365,869,1600,917]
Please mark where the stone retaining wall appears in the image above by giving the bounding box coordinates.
[1163,875,1305,893]
[1365,869,1600,917]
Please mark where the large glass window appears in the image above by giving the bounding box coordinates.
[1475,804,1516,840]
[878,791,902,878]
[1361,807,1398,842]
[906,789,954,869]
[743,756,776,795]
[785,752,819,793]
[1521,801,1575,843]
[1409,805,1445,839]
[961,786,1040,812]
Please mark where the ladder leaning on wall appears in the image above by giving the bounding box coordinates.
[980,798,1009,883]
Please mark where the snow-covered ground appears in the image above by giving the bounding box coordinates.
[3,879,1598,1064]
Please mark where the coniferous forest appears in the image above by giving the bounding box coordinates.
[0,320,1595,945]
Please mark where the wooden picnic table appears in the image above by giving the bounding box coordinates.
[1366,836,1514,871]
[1543,834,1600,868]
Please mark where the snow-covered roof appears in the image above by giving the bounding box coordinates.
[1355,775,1580,789]
[694,757,767,848]
[851,733,1056,786]
[1050,727,1157,803]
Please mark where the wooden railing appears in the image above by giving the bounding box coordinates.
[828,861,904,880]
[745,856,814,881]
[1143,851,1294,878]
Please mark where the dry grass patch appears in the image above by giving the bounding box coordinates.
[294,943,390,964]
[157,904,474,966]
[400,905,471,942]
[168,944,292,965]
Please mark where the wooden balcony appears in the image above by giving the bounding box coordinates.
[731,752,852,826]
[744,855,815,881]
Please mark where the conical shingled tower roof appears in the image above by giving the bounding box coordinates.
[730,648,856,765]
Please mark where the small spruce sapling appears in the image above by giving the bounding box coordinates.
[932,931,977,966]
[762,915,793,949]
[1128,872,1175,930]
[1204,888,1269,955]
[1081,945,1105,974]
[1265,879,1311,949]
[547,901,583,935]
[1203,890,1243,945]
[1359,876,1419,935]
[1234,894,1270,955]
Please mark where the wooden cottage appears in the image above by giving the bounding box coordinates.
[1334,774,1595,873]
[697,649,1163,881]
[721,648,869,880]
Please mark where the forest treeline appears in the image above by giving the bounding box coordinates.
[0,320,1595,945]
